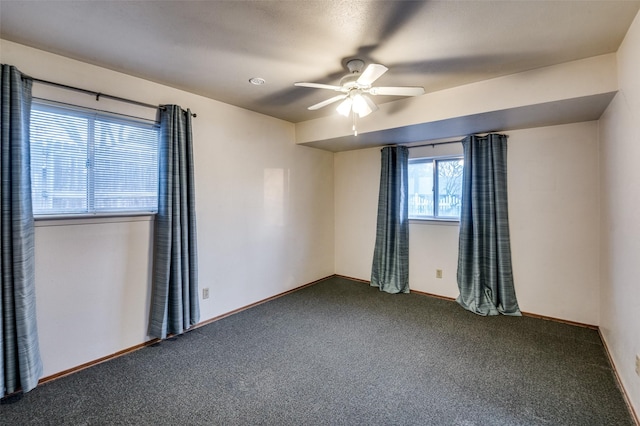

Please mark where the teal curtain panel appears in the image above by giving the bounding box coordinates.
[456,134,521,316]
[149,105,200,339]
[371,146,409,294]
[0,64,43,397]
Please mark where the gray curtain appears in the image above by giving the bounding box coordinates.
[149,105,200,339]
[456,134,521,316]
[1,64,43,396]
[371,146,409,294]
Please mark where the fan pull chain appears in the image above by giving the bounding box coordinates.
[352,111,358,136]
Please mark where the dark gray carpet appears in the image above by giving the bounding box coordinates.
[1,276,635,425]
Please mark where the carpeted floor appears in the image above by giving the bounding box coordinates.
[1,276,635,425]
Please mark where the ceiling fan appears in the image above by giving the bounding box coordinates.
[294,59,425,126]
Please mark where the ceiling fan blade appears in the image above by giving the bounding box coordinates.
[308,94,348,110]
[368,86,425,96]
[294,82,343,91]
[356,64,388,86]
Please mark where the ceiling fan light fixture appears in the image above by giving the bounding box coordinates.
[336,97,353,117]
[352,94,370,118]
[353,93,378,118]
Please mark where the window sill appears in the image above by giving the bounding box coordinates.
[34,212,155,227]
[409,218,459,226]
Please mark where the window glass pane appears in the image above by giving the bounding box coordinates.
[94,119,158,211]
[408,161,434,217]
[437,158,464,218]
[30,108,88,214]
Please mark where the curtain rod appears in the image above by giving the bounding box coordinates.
[407,140,460,149]
[407,133,509,149]
[27,77,197,118]
[32,97,160,125]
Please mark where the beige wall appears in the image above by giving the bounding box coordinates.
[599,10,640,414]
[509,123,600,324]
[334,122,601,325]
[334,147,380,280]
[1,40,335,377]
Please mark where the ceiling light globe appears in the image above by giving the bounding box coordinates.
[336,98,353,117]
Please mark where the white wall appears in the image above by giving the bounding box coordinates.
[599,10,640,414]
[509,123,600,325]
[34,217,155,374]
[334,122,601,325]
[1,40,335,377]
[334,147,380,280]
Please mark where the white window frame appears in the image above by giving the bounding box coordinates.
[408,155,464,222]
[30,100,160,219]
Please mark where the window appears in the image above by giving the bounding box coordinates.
[30,101,159,216]
[408,156,464,220]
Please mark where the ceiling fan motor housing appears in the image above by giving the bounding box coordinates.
[341,59,367,88]
[346,59,365,73]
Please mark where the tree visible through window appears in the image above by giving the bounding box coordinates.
[408,156,464,219]
[30,101,159,216]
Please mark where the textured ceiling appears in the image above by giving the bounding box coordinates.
[1,0,639,123]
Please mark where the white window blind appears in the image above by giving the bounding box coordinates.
[30,101,159,216]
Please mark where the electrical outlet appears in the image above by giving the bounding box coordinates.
[636,354,640,376]
[436,269,443,279]
[202,288,209,300]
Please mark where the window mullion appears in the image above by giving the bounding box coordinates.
[87,116,95,213]
[433,159,439,218]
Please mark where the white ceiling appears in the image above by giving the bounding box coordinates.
[1,0,639,125]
